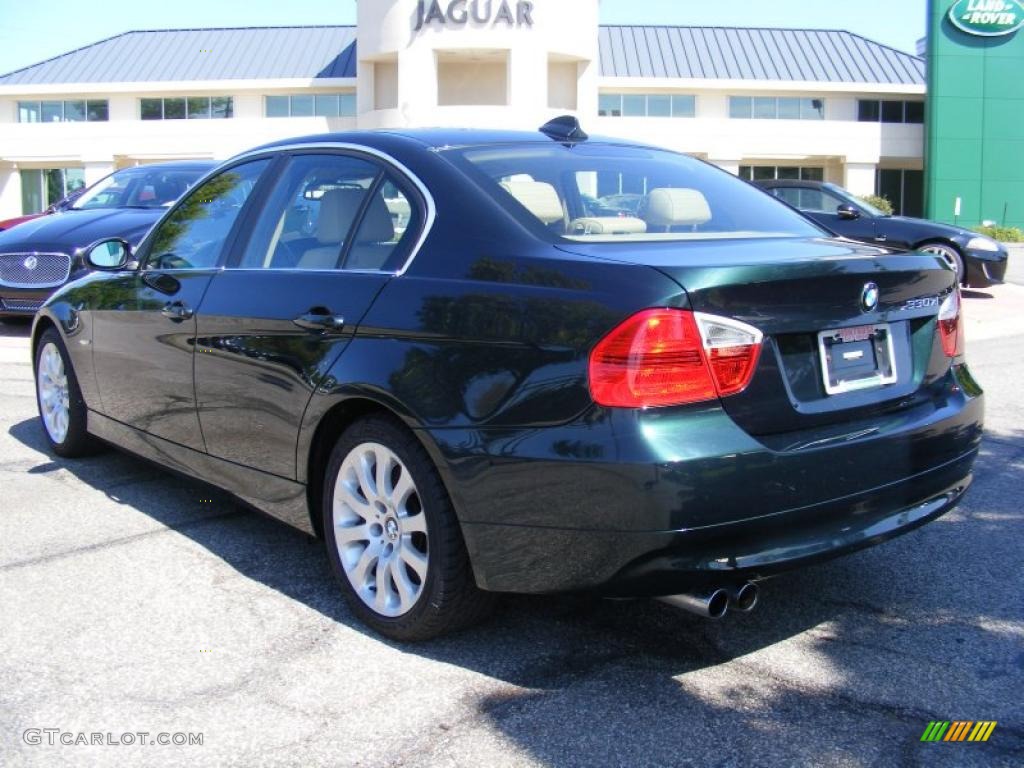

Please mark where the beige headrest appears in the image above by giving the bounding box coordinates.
[317,188,365,244]
[357,193,395,243]
[643,188,712,227]
[386,196,411,221]
[500,180,563,224]
[570,216,647,236]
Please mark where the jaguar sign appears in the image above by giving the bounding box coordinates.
[414,0,535,32]
[948,0,1024,36]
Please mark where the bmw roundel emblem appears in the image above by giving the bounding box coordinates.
[861,282,880,313]
[23,256,38,270]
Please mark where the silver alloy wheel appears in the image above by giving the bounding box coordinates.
[332,441,429,617]
[921,243,962,281]
[37,342,70,444]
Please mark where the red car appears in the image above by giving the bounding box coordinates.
[0,210,52,233]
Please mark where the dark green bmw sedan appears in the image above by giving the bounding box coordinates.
[30,120,982,639]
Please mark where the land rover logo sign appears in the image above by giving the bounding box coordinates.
[948,0,1024,36]
[415,0,535,32]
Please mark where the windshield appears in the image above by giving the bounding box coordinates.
[447,143,826,242]
[72,166,208,210]
[824,182,888,217]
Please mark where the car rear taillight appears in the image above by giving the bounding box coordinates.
[938,288,964,358]
[588,308,763,408]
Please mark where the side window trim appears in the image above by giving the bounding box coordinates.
[135,156,276,272]
[224,147,427,274]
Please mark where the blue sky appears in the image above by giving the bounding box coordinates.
[0,0,927,76]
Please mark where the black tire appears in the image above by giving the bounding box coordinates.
[921,241,965,286]
[322,415,495,641]
[34,327,101,458]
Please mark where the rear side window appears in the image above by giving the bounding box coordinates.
[237,154,421,271]
[346,178,419,271]
[447,143,824,242]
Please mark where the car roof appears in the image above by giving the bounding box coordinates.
[753,179,827,190]
[241,127,663,157]
[121,160,217,171]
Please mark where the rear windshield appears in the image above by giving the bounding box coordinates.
[447,143,825,242]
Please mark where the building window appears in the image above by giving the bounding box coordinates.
[163,98,186,120]
[739,166,825,182]
[140,96,233,120]
[857,100,924,124]
[877,168,924,217]
[87,101,109,121]
[20,168,86,214]
[264,93,356,118]
[730,97,824,120]
[598,93,695,118]
[17,99,109,123]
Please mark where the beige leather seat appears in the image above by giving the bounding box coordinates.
[297,188,366,270]
[568,216,647,235]
[642,187,712,231]
[500,180,564,226]
[344,193,397,270]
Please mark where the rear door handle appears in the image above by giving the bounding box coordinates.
[161,300,193,322]
[293,309,346,333]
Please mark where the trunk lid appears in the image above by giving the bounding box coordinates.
[558,236,956,435]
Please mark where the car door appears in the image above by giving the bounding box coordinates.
[90,158,271,450]
[193,151,423,478]
[771,185,879,243]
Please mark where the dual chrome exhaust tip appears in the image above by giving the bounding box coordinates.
[656,582,759,619]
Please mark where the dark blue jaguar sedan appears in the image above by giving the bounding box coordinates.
[0,161,214,318]
[30,121,983,639]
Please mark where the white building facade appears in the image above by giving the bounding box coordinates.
[0,0,927,220]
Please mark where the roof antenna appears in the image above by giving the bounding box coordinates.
[539,115,589,144]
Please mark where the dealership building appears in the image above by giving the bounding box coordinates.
[0,0,934,221]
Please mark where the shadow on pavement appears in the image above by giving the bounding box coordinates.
[0,318,32,337]
[7,415,1024,765]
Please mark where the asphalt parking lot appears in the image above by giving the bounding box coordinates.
[1,281,1022,767]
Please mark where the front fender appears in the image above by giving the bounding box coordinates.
[32,280,101,408]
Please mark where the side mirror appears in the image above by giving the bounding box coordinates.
[837,204,861,220]
[85,238,131,270]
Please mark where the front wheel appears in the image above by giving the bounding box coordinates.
[34,328,101,457]
[322,416,494,641]
[920,242,965,286]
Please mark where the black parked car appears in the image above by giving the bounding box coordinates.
[31,122,982,640]
[0,161,215,318]
[754,179,1008,288]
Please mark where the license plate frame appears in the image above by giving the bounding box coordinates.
[818,323,898,396]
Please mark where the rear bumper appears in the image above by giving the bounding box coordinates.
[462,457,973,594]
[431,365,983,594]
